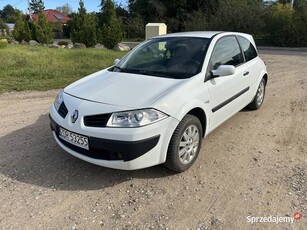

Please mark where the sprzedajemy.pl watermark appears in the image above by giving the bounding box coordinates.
[247,212,302,224]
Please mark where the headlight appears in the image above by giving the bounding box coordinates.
[54,91,64,111]
[107,109,168,127]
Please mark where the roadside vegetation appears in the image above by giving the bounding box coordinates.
[0,0,307,95]
[124,0,307,47]
[0,45,125,94]
[2,0,307,47]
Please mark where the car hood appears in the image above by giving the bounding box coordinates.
[64,69,186,108]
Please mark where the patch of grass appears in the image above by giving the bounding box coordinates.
[0,45,126,94]
[0,42,7,49]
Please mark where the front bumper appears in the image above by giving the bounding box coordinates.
[49,95,179,170]
[50,114,160,162]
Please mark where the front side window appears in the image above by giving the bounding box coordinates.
[113,37,210,79]
[210,36,244,70]
[237,36,258,62]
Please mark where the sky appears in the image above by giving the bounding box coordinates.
[0,0,127,13]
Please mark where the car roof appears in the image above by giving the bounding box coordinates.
[153,31,252,39]
[153,31,222,39]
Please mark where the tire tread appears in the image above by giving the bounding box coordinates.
[164,114,202,172]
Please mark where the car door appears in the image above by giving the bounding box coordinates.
[207,35,251,131]
[237,35,262,94]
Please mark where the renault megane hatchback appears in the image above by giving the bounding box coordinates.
[49,31,268,172]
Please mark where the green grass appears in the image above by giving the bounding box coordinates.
[0,44,126,94]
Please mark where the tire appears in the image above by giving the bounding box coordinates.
[248,77,266,110]
[164,114,203,172]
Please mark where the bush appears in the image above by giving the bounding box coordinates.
[289,11,307,46]
[264,3,307,47]
[57,40,69,46]
[264,4,292,46]
[0,39,8,49]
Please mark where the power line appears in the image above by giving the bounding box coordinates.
[13,0,25,7]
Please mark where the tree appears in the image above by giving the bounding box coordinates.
[13,12,31,42]
[278,0,291,3]
[125,14,144,38]
[70,1,97,47]
[1,4,16,23]
[265,2,307,46]
[33,11,53,44]
[55,3,73,16]
[0,17,8,29]
[291,0,307,11]
[264,3,293,46]
[29,0,45,14]
[209,0,264,35]
[183,10,207,31]
[99,0,123,49]
[277,0,307,10]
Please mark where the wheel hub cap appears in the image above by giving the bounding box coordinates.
[256,81,265,105]
[179,125,200,164]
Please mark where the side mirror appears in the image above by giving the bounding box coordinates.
[211,65,235,77]
[114,59,120,65]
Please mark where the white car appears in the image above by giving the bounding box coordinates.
[49,31,268,172]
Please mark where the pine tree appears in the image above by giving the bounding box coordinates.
[70,1,97,47]
[33,11,53,44]
[29,0,45,14]
[99,0,123,49]
[84,13,97,47]
[13,12,31,42]
[24,20,32,41]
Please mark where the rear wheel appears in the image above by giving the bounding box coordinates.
[165,115,202,172]
[248,77,266,110]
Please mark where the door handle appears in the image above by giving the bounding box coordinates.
[243,71,250,76]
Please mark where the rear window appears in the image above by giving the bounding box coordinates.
[238,36,258,62]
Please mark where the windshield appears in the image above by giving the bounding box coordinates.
[112,37,210,79]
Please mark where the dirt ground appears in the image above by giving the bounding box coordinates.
[0,50,306,230]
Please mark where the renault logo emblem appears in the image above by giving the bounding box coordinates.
[71,110,78,123]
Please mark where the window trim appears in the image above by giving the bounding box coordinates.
[205,35,246,81]
[236,35,258,62]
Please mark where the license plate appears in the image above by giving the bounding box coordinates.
[58,127,89,150]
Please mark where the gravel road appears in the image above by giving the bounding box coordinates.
[0,50,306,229]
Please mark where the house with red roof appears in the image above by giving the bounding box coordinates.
[31,9,71,39]
[31,9,70,25]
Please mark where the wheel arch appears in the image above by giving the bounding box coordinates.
[186,107,207,138]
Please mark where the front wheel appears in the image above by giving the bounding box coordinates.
[164,115,202,172]
[248,77,266,110]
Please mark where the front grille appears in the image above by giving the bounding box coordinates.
[84,114,111,128]
[58,102,68,118]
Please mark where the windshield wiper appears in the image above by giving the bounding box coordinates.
[113,66,126,72]
[138,70,171,78]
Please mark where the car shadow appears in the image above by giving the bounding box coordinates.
[0,114,175,191]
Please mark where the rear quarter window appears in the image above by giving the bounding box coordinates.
[238,36,258,62]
